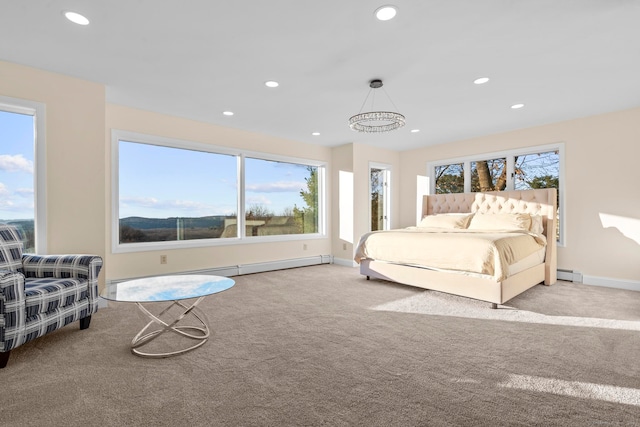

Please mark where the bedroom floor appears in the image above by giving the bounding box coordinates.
[2,264,639,426]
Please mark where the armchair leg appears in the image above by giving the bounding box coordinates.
[0,351,10,369]
[79,315,92,330]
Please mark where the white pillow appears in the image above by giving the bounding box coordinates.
[418,213,474,229]
[468,213,532,231]
[530,215,544,235]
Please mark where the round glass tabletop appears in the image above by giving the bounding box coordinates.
[100,274,235,303]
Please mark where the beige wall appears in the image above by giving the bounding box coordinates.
[105,104,332,280]
[331,143,401,264]
[331,144,354,260]
[2,59,638,285]
[399,107,640,283]
[0,61,106,258]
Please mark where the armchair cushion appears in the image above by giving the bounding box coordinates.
[24,278,88,318]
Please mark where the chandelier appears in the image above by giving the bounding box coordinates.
[349,79,405,133]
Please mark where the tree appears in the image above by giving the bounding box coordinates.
[370,169,383,231]
[527,175,559,190]
[471,159,507,192]
[120,224,148,243]
[294,166,318,233]
[435,164,464,194]
[246,204,273,220]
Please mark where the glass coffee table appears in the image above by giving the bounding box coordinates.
[101,274,235,358]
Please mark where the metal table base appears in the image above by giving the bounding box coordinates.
[131,296,209,358]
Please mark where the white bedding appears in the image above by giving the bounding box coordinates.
[354,227,546,282]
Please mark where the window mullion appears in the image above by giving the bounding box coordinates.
[238,154,245,239]
[506,156,515,190]
[463,162,471,193]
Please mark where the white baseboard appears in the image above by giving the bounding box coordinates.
[332,257,358,267]
[237,255,332,275]
[582,275,640,292]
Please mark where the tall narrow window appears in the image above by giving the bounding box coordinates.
[0,109,36,251]
[244,158,319,236]
[434,163,464,194]
[370,164,390,231]
[118,140,238,244]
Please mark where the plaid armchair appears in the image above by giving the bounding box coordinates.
[0,224,103,368]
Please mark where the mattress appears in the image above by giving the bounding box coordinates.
[354,228,546,282]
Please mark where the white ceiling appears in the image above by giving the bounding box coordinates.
[1,1,639,151]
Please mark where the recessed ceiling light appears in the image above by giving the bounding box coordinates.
[474,77,490,85]
[63,11,90,26]
[265,81,279,88]
[411,129,420,133]
[375,5,398,21]
[511,103,525,109]
[311,132,320,136]
[222,111,234,116]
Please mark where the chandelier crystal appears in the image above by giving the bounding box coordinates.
[349,80,405,133]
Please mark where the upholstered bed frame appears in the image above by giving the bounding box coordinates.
[360,188,557,306]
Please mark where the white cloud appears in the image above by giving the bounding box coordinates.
[0,199,14,208]
[120,196,237,217]
[246,195,272,206]
[246,181,304,193]
[15,188,34,197]
[0,154,34,174]
[122,197,217,212]
[120,196,160,208]
[0,183,34,217]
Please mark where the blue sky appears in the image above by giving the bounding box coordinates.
[119,141,311,219]
[0,110,35,220]
[3,106,555,223]
[1,109,313,221]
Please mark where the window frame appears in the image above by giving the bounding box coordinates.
[427,142,565,245]
[369,162,391,232]
[111,130,326,253]
[0,95,47,254]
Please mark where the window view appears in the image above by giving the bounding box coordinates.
[370,166,389,231]
[118,141,238,244]
[471,158,507,192]
[0,109,35,252]
[514,150,559,192]
[244,158,319,236]
[430,146,562,242]
[116,137,325,249]
[514,150,561,238]
[434,163,464,194]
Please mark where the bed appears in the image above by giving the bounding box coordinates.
[355,189,557,307]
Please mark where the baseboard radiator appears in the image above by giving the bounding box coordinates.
[107,255,333,286]
[557,269,583,283]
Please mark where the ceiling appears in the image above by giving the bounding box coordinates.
[1,1,639,151]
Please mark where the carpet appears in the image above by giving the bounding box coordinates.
[373,289,640,331]
[1,264,639,426]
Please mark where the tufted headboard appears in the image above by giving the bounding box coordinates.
[422,188,558,283]
[422,188,557,234]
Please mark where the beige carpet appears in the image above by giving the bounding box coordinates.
[2,264,640,426]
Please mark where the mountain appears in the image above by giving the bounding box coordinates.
[120,216,227,230]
